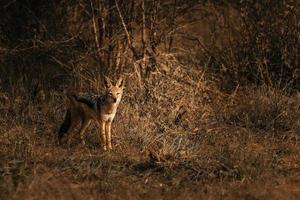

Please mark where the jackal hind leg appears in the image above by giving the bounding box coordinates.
[66,116,80,147]
[106,121,113,150]
[79,119,91,146]
[99,121,107,151]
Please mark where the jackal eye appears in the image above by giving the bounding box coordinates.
[108,92,113,96]
[117,93,120,95]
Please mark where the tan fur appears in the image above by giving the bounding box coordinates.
[59,76,124,151]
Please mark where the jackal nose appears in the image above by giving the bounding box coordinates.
[113,98,117,103]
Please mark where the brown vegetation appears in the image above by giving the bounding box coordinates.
[0,0,300,199]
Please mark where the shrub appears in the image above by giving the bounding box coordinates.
[204,0,300,91]
[215,86,300,133]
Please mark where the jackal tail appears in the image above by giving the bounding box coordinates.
[58,108,71,142]
[58,94,80,142]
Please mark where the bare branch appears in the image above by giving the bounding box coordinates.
[90,0,102,62]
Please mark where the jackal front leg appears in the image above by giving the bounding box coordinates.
[106,121,112,150]
[99,121,107,151]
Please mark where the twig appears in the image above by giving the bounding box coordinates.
[115,0,142,85]
[90,0,102,61]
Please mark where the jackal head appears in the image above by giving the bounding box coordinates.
[104,76,125,104]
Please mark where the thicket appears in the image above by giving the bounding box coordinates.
[0,0,299,94]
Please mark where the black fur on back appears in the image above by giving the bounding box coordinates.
[75,97,95,109]
[58,109,71,141]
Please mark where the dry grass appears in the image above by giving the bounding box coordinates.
[1,66,300,200]
[1,1,299,199]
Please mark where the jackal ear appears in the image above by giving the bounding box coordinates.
[116,77,125,88]
[103,76,112,88]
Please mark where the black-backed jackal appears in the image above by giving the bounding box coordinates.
[58,76,124,151]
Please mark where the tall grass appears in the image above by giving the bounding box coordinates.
[1,1,300,199]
